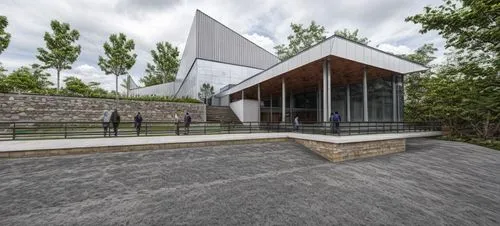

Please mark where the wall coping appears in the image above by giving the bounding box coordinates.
[1,132,442,153]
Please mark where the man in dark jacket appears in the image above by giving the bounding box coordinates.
[134,112,143,136]
[110,109,121,136]
[184,112,191,135]
[330,111,341,135]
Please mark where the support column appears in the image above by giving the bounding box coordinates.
[346,84,351,122]
[322,61,328,122]
[363,66,368,122]
[392,75,397,122]
[282,76,286,122]
[317,82,321,122]
[257,84,261,122]
[327,59,332,118]
[241,90,245,122]
[290,91,293,120]
[270,94,273,122]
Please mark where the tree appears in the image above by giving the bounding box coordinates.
[334,28,370,44]
[4,67,40,93]
[31,64,54,90]
[36,20,81,91]
[0,15,11,54]
[120,76,132,97]
[98,33,137,101]
[140,42,180,86]
[274,21,326,60]
[406,0,499,61]
[404,0,500,139]
[63,76,91,96]
[198,83,214,104]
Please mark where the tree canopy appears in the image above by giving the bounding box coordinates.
[404,0,500,139]
[140,41,180,86]
[0,15,11,55]
[1,65,53,93]
[198,83,214,104]
[406,0,499,62]
[98,33,137,100]
[36,20,81,91]
[274,21,326,60]
[334,29,370,44]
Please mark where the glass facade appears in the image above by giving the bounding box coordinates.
[332,86,347,120]
[176,59,262,98]
[368,77,393,121]
[256,75,404,122]
[349,84,364,121]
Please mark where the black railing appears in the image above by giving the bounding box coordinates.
[0,121,441,141]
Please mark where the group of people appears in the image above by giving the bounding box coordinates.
[293,111,342,135]
[101,110,192,137]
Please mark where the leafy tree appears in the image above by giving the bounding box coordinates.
[198,83,214,104]
[274,21,326,60]
[4,67,39,93]
[140,42,180,86]
[36,20,81,91]
[31,64,54,89]
[405,0,500,139]
[98,33,137,101]
[334,28,370,44]
[120,76,132,97]
[63,76,91,96]
[0,15,11,54]
[406,0,499,61]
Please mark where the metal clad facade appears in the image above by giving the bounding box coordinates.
[129,82,175,97]
[195,11,279,70]
[174,14,198,94]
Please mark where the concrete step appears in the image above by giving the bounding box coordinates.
[206,106,240,123]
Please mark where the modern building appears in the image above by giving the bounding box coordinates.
[130,10,427,123]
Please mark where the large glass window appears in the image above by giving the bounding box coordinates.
[332,86,347,120]
[368,77,393,121]
[350,84,363,121]
[396,75,404,121]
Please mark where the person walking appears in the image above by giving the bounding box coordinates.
[134,112,143,136]
[330,111,341,135]
[184,112,192,135]
[293,114,300,132]
[110,109,121,137]
[102,110,111,137]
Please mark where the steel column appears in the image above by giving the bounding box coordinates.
[346,84,351,122]
[282,76,286,122]
[392,75,397,122]
[363,66,368,122]
[257,84,261,122]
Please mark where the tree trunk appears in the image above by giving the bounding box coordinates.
[57,69,61,92]
[115,75,119,103]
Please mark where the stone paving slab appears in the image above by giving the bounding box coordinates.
[0,139,498,225]
[0,132,441,152]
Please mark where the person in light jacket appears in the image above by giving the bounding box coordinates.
[293,114,300,132]
[102,110,111,137]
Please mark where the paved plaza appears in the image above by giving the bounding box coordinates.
[0,138,499,225]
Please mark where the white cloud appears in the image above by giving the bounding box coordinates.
[243,33,276,54]
[376,43,413,55]
[0,0,446,90]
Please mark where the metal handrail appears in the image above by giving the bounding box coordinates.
[0,121,442,141]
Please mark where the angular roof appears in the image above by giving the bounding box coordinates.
[174,10,280,95]
[218,35,428,96]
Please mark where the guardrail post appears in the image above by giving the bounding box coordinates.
[145,123,148,136]
[64,123,67,139]
[12,122,16,140]
[204,123,207,135]
[249,122,252,133]
[228,122,231,134]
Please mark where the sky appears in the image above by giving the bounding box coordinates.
[0,0,446,91]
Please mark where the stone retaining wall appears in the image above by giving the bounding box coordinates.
[0,93,206,122]
[295,138,406,162]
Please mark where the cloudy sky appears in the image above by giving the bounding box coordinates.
[0,0,445,91]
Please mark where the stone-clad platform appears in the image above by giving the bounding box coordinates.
[0,132,442,162]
